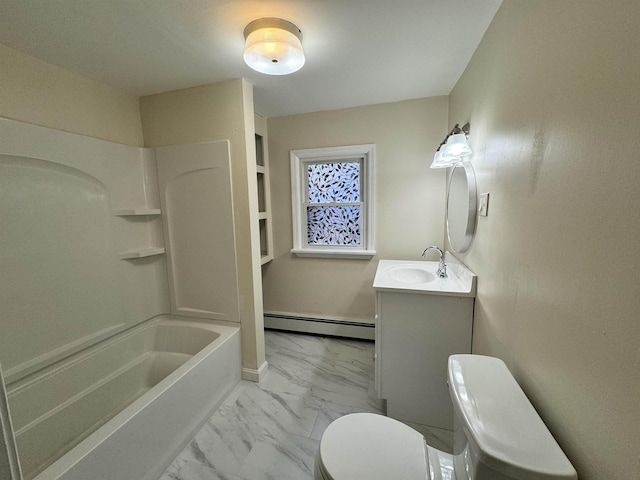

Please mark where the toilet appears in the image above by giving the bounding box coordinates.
[315,354,577,480]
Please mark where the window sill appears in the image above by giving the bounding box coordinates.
[290,248,376,259]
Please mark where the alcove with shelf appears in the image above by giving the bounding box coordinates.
[113,207,165,260]
[255,114,273,265]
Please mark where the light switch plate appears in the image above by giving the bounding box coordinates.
[478,193,489,216]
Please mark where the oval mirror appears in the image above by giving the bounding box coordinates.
[446,161,477,253]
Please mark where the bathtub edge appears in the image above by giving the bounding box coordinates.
[33,318,241,480]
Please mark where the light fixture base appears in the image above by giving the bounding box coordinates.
[243,18,302,42]
[243,18,305,75]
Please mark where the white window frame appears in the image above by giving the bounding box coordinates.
[290,144,375,259]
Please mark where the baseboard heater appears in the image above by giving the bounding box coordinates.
[264,312,374,341]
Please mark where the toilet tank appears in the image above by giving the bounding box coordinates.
[447,355,577,480]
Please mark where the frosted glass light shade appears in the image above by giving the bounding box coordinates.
[243,18,305,75]
[430,148,458,169]
[441,133,472,159]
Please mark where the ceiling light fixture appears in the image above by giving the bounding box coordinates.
[430,123,472,169]
[243,18,305,75]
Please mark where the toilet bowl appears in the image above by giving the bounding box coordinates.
[315,413,430,480]
[315,355,577,480]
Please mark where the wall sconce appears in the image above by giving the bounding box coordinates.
[430,123,472,169]
[243,18,305,75]
[431,146,454,169]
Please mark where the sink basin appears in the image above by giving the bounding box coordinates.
[373,258,477,296]
[386,264,435,284]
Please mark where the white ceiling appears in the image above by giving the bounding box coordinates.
[0,0,502,118]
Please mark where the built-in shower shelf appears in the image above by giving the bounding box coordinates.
[114,208,162,216]
[118,247,165,260]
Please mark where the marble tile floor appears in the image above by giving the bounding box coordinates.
[160,330,453,480]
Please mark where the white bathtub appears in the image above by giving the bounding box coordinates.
[7,315,241,480]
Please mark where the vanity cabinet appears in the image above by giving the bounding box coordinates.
[373,257,476,430]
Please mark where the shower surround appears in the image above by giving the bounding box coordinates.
[0,118,241,479]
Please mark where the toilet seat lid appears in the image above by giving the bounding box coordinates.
[318,413,428,480]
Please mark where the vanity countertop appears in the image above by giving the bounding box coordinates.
[373,254,476,297]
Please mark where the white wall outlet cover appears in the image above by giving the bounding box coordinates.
[479,193,489,216]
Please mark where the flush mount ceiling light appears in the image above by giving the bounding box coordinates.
[243,18,305,75]
[430,123,472,169]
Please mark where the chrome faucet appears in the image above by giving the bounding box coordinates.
[421,246,447,278]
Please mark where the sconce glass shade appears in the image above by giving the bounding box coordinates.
[430,147,458,169]
[243,18,305,75]
[441,133,472,159]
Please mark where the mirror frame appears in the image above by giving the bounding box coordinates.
[446,161,478,253]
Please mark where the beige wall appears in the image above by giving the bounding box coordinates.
[0,42,266,377]
[140,79,266,372]
[0,44,143,146]
[264,97,449,321]
[449,1,640,479]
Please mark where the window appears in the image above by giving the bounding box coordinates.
[290,144,375,258]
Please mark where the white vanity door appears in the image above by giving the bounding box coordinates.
[376,291,473,430]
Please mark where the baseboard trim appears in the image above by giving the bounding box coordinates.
[242,361,269,382]
[264,312,374,341]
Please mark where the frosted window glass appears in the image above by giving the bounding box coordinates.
[307,162,360,203]
[290,144,374,257]
[307,205,361,245]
